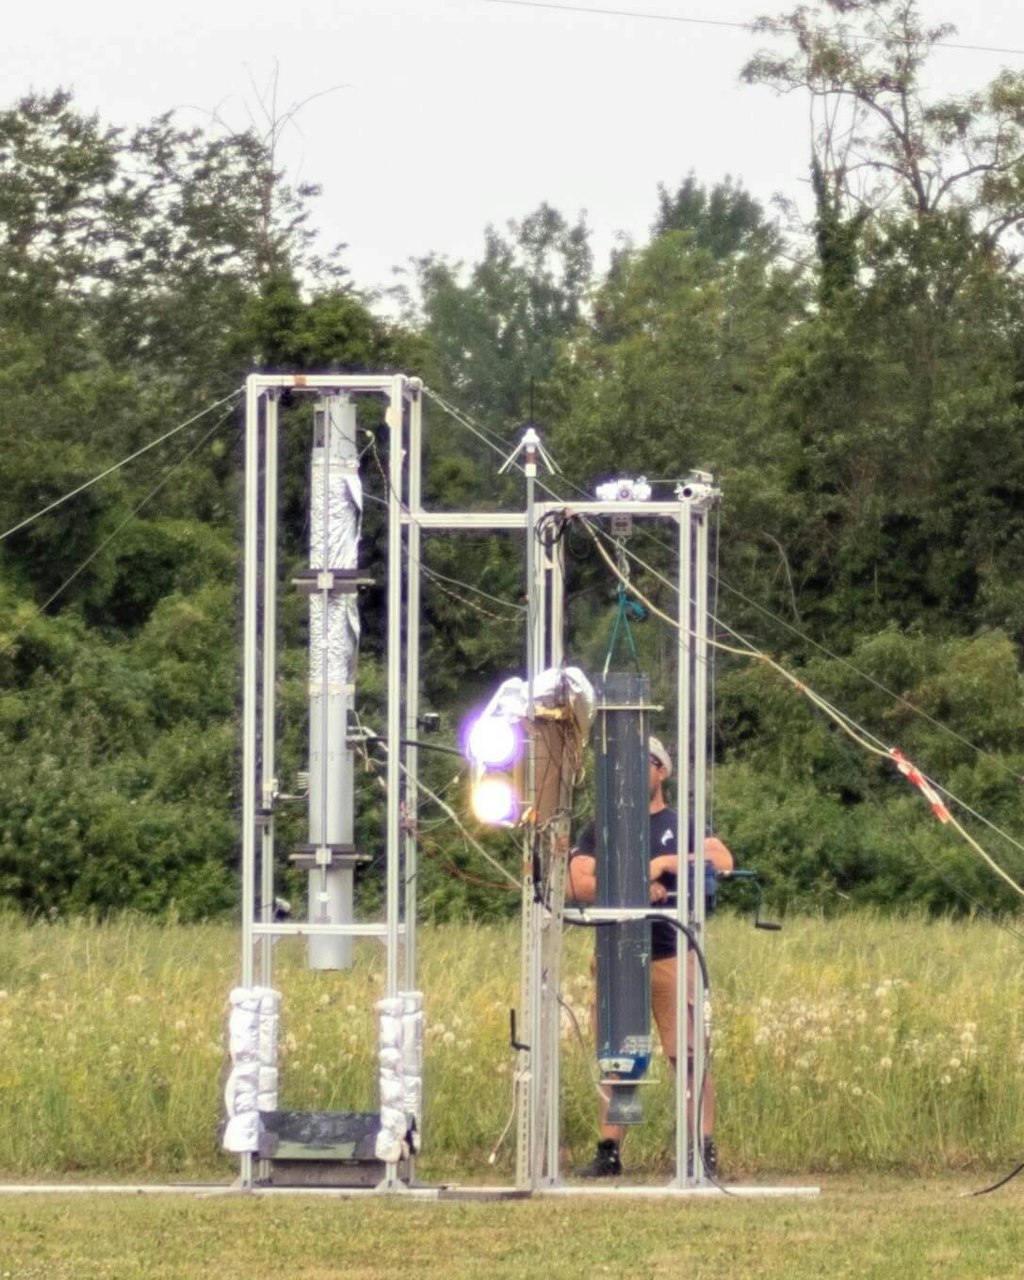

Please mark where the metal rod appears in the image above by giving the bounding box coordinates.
[674,494,693,1187]
[385,378,405,1004]
[239,376,261,1190]
[251,922,402,938]
[405,387,423,994]
[691,505,710,1180]
[259,394,279,988]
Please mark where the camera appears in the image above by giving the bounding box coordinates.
[676,470,718,504]
[595,476,652,503]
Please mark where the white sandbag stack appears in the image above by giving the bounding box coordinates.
[374,991,423,1162]
[222,986,281,1154]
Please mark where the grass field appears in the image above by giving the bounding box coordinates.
[2,1177,1024,1278]
[3,911,1024,1276]
[1,909,1024,1185]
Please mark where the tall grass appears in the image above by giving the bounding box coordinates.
[1,910,1022,1180]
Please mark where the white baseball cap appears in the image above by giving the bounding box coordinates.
[649,737,672,777]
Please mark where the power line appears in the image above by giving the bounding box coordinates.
[0,388,243,545]
[583,516,1024,902]
[481,0,1024,57]
[419,388,1024,885]
[0,405,239,658]
[483,0,757,34]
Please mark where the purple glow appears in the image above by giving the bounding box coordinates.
[467,715,518,768]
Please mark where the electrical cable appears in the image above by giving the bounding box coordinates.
[480,0,1024,57]
[556,992,615,1104]
[426,383,1024,813]
[582,516,1024,904]
[362,432,528,626]
[0,387,243,545]
[419,385,1024,899]
[595,516,1024,791]
[964,1160,1024,1197]
[563,907,727,1186]
[359,732,521,890]
[713,572,1024,788]
[0,406,240,660]
[421,387,521,459]
[421,565,526,626]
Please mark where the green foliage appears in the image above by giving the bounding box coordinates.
[714,629,1024,916]
[7,31,1024,933]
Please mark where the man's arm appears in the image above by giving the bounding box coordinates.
[566,853,597,905]
[704,835,734,874]
[649,835,735,882]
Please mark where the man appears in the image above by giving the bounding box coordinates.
[567,736,734,1179]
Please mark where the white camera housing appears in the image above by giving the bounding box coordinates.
[595,476,652,503]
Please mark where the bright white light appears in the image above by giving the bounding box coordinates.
[467,715,517,768]
[471,777,517,825]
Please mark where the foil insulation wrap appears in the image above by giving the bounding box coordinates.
[309,464,362,691]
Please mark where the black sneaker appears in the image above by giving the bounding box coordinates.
[686,1138,718,1179]
[575,1139,622,1178]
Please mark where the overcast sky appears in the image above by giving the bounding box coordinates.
[5,1,1024,303]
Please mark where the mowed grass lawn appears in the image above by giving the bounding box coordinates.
[1,1177,1023,1278]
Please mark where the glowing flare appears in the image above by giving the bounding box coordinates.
[467,715,517,768]
[471,777,517,825]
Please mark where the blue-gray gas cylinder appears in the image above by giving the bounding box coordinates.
[594,671,653,1125]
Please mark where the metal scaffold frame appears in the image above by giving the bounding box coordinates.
[239,373,799,1197]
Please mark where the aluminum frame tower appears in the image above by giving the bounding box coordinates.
[237,373,719,1191]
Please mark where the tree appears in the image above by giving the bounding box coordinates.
[402,202,592,434]
[653,173,781,259]
[737,1,1024,641]
[743,0,1024,248]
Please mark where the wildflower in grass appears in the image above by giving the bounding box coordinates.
[879,1057,893,1071]
[442,1031,456,1046]
[940,1074,952,1085]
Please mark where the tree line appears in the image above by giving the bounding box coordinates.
[2,0,1024,921]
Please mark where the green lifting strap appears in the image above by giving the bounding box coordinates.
[602,581,646,677]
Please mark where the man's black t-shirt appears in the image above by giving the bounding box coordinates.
[573,808,691,960]
[648,807,684,960]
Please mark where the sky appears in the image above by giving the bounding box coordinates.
[5,0,1024,305]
